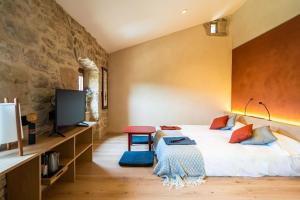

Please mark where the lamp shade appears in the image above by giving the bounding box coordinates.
[0,103,23,144]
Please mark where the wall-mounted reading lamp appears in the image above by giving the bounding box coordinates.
[259,101,271,121]
[244,98,254,116]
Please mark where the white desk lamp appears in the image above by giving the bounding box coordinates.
[0,98,24,156]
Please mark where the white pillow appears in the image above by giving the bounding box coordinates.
[231,121,246,131]
[275,133,300,156]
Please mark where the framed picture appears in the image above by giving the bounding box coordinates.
[102,67,108,109]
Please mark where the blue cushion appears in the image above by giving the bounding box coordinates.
[220,114,237,130]
[119,151,154,167]
[241,126,277,145]
[132,136,154,144]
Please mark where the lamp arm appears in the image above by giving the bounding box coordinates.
[244,98,254,116]
[259,102,271,121]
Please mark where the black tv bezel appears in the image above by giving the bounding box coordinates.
[54,89,86,134]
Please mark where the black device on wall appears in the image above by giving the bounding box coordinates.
[53,89,88,137]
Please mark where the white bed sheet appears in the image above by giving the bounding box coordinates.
[175,123,300,177]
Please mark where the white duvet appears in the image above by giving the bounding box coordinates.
[171,123,300,177]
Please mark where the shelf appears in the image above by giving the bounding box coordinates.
[60,157,73,167]
[41,185,48,192]
[41,165,68,185]
[75,143,92,158]
[2,123,95,200]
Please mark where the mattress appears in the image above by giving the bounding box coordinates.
[158,123,300,177]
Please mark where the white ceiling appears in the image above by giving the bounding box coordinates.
[56,0,246,53]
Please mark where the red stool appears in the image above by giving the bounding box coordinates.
[123,126,156,151]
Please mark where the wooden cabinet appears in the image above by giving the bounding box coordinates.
[0,123,95,200]
[6,156,41,200]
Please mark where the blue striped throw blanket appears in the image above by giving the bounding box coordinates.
[153,130,206,188]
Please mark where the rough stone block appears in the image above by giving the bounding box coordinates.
[31,72,49,88]
[3,19,38,45]
[59,67,78,89]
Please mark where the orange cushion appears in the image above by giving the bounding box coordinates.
[210,115,229,129]
[229,124,253,143]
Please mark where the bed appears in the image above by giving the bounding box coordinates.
[154,122,300,179]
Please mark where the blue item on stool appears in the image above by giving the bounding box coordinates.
[132,136,154,144]
[119,151,154,167]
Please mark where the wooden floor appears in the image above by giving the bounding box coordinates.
[44,133,300,200]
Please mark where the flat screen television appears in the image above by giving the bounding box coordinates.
[54,89,87,135]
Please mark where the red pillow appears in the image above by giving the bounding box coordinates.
[210,115,229,129]
[229,124,253,143]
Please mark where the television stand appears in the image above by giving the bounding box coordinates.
[0,122,96,200]
[49,130,65,137]
[51,131,65,137]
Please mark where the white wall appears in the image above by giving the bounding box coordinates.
[108,25,232,133]
[231,0,300,48]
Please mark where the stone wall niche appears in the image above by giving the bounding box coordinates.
[79,58,102,139]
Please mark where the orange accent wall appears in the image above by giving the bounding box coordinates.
[232,15,300,122]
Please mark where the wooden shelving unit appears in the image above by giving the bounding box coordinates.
[0,122,96,200]
[75,127,93,157]
[41,165,69,185]
[60,157,73,167]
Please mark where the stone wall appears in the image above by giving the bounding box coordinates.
[0,0,109,137]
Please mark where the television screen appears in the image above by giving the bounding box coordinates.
[55,89,86,132]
